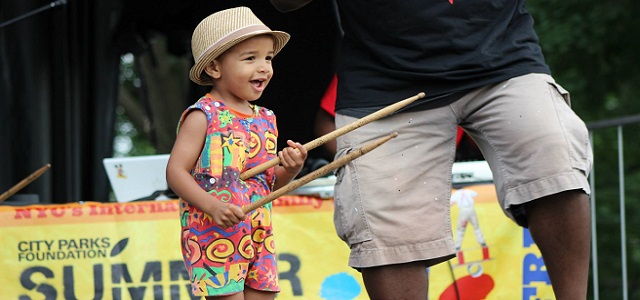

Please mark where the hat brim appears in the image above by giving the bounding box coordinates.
[189,31,290,86]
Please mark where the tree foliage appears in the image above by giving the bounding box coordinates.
[528,0,640,121]
[529,1,640,298]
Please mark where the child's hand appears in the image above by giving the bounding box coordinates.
[208,203,246,229]
[278,140,308,177]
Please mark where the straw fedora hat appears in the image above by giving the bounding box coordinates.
[189,7,291,86]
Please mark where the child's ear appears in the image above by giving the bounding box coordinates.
[204,61,221,79]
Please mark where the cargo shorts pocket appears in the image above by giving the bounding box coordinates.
[333,157,374,246]
[547,78,571,106]
[545,77,593,174]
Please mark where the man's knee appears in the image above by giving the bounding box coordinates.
[511,189,590,227]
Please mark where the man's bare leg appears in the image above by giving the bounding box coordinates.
[361,255,451,300]
[362,261,429,300]
[526,190,591,299]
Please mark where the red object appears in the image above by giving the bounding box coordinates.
[319,74,337,117]
[440,274,495,300]
[455,127,464,146]
[482,246,490,260]
[456,250,465,265]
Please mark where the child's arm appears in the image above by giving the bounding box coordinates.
[273,140,308,190]
[166,111,245,229]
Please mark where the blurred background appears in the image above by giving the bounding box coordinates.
[1,0,640,298]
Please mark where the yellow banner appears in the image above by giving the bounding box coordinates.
[1,201,196,300]
[1,186,552,299]
[429,184,554,299]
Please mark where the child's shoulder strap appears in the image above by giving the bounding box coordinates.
[176,96,219,134]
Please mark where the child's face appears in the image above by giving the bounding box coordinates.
[208,35,276,102]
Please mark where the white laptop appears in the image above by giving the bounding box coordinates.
[452,160,493,185]
[289,175,337,199]
[103,154,171,202]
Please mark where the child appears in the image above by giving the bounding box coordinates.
[166,7,307,299]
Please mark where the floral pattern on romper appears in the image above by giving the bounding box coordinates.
[177,95,279,296]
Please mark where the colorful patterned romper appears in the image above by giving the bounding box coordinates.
[177,95,279,296]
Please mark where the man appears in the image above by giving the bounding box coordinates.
[272,1,592,299]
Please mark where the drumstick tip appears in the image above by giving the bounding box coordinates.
[417,92,426,98]
[391,132,399,138]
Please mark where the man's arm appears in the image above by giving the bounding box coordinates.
[270,0,314,12]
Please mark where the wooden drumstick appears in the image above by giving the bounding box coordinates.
[242,132,398,214]
[0,163,51,203]
[240,92,424,180]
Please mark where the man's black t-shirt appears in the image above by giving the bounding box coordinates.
[334,0,550,117]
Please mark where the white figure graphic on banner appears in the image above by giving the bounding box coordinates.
[451,188,490,265]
